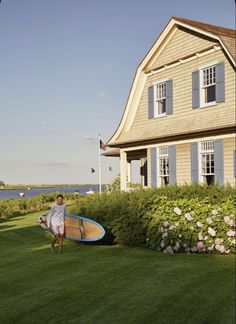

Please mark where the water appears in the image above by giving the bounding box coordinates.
[0,185,106,200]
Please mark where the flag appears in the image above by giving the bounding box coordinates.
[91,168,95,173]
[100,139,106,151]
[109,166,112,171]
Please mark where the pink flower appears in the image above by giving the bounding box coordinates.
[197,241,204,251]
[227,230,235,237]
[198,233,204,241]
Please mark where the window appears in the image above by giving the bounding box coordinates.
[154,82,166,117]
[158,146,169,185]
[200,141,214,185]
[201,65,216,105]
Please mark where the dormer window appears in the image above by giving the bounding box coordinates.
[202,65,216,104]
[155,82,167,117]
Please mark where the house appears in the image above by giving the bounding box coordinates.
[105,17,236,190]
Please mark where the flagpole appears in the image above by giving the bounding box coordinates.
[98,134,102,195]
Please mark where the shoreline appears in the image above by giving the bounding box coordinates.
[0,184,103,190]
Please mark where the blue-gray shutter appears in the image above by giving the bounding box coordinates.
[233,150,236,178]
[166,79,173,115]
[191,143,199,183]
[150,147,157,187]
[214,140,224,185]
[168,145,176,184]
[216,62,225,103]
[148,86,154,119]
[192,70,200,109]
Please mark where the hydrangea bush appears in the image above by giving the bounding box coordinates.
[145,196,235,254]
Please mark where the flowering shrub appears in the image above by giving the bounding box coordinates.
[145,196,235,254]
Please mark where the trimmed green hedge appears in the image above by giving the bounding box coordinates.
[68,184,235,254]
[0,193,78,221]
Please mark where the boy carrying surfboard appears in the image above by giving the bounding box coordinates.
[47,194,66,253]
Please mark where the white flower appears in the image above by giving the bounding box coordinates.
[208,227,216,237]
[224,216,230,224]
[162,232,168,238]
[174,207,181,215]
[227,230,235,237]
[212,209,218,215]
[178,234,182,238]
[197,221,203,227]
[163,221,169,227]
[225,249,230,254]
[215,238,223,245]
[191,246,197,252]
[204,236,208,241]
[197,241,204,251]
[174,222,179,227]
[231,238,236,245]
[207,244,214,251]
[164,246,173,254]
[228,219,235,227]
[198,233,204,241]
[160,240,165,248]
[206,217,213,224]
[183,243,187,248]
[160,227,164,233]
[185,213,193,221]
[169,225,175,231]
[215,244,225,253]
[190,226,194,231]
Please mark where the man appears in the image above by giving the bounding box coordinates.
[47,194,66,253]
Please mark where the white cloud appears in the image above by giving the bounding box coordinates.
[97,91,107,98]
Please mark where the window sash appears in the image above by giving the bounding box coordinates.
[156,83,166,100]
[203,66,216,87]
[159,157,169,176]
[201,153,214,175]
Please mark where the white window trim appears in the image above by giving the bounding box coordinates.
[198,141,215,184]
[198,61,219,108]
[157,146,169,186]
[152,79,169,118]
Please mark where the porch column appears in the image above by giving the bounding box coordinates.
[127,160,132,183]
[120,150,128,191]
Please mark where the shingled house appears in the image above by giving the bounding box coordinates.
[105,17,236,190]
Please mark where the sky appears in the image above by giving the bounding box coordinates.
[0,0,235,184]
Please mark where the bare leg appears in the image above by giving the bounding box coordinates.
[51,235,59,253]
[58,235,64,253]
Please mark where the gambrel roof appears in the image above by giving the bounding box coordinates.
[107,17,235,148]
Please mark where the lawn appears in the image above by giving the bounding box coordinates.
[0,212,235,324]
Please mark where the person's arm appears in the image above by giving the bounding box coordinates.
[47,206,54,228]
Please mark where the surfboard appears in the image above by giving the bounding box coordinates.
[38,214,105,242]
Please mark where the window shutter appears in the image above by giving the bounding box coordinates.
[168,145,176,184]
[216,62,225,103]
[191,143,199,183]
[150,147,157,187]
[234,150,236,178]
[192,70,200,109]
[148,86,154,119]
[214,140,224,185]
[166,79,173,115]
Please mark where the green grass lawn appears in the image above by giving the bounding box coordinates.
[0,213,235,324]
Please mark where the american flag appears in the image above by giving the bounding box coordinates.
[99,139,106,151]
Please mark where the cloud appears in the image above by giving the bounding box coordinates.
[83,135,97,145]
[48,128,55,133]
[42,120,49,126]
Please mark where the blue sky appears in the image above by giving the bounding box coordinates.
[0,0,235,184]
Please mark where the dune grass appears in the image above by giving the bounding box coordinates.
[0,213,235,324]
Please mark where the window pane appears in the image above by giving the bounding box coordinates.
[205,85,216,103]
[158,99,166,114]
